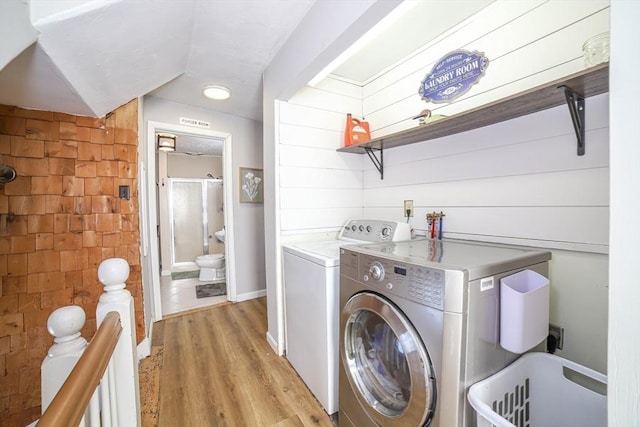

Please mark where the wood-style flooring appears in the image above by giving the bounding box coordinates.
[153,297,334,426]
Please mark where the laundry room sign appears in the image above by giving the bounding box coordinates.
[419,49,489,103]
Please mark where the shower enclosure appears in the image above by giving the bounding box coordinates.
[169,178,224,267]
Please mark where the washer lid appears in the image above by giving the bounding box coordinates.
[282,240,366,267]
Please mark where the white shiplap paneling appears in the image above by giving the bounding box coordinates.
[364,1,609,135]
[278,83,364,233]
[280,144,363,170]
[363,168,609,208]
[280,187,362,209]
[280,207,363,232]
[274,0,611,379]
[289,85,362,116]
[279,123,342,150]
[363,0,547,99]
[363,93,609,181]
[361,92,609,251]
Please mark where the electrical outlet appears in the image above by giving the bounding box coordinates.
[549,323,564,350]
[404,200,414,217]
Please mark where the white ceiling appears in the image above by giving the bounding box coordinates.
[0,0,493,136]
[0,0,315,121]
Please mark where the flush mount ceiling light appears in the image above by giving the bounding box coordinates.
[202,85,231,100]
[157,134,176,152]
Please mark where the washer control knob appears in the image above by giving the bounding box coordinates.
[359,225,364,232]
[386,283,393,290]
[366,225,372,233]
[351,224,357,231]
[369,262,385,281]
[381,226,392,238]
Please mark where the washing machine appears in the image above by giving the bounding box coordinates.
[282,219,412,416]
[338,239,551,427]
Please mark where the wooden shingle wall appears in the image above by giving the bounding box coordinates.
[0,99,142,426]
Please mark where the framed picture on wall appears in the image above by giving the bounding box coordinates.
[239,167,264,203]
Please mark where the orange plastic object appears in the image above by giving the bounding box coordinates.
[344,113,371,146]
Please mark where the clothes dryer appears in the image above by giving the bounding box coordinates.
[282,220,411,416]
[338,239,551,427]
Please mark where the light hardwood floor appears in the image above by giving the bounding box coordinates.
[155,297,335,426]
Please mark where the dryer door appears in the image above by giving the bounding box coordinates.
[342,292,436,426]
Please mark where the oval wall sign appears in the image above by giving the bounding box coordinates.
[419,50,489,104]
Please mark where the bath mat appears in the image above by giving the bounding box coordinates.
[171,270,199,280]
[195,282,226,299]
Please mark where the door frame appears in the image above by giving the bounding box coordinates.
[145,121,236,320]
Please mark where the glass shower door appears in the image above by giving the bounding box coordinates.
[170,180,206,264]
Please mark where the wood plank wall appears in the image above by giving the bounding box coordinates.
[277,82,364,235]
[276,1,610,372]
[364,0,610,135]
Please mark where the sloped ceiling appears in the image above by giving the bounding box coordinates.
[0,0,39,71]
[0,0,315,120]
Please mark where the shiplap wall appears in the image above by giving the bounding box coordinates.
[363,93,609,253]
[277,79,365,237]
[277,0,609,371]
[364,0,610,135]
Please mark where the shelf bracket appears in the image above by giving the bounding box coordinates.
[560,85,586,156]
[364,144,384,180]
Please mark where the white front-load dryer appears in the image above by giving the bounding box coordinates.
[338,239,551,427]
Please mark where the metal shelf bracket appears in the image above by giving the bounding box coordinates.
[364,144,384,180]
[560,85,586,156]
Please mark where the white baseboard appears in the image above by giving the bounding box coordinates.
[235,289,266,302]
[137,337,151,360]
[266,331,281,355]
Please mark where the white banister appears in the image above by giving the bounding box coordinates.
[41,305,88,414]
[96,258,141,427]
[40,258,140,426]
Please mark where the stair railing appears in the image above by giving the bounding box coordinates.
[39,258,141,427]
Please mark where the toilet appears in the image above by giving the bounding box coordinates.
[195,253,225,281]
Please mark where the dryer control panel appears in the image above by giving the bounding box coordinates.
[359,255,445,310]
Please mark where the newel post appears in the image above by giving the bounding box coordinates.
[41,305,88,413]
[96,258,141,427]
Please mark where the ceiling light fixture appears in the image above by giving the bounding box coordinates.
[307,1,418,87]
[157,134,176,152]
[203,85,231,100]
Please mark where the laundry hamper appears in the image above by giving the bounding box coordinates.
[468,352,606,427]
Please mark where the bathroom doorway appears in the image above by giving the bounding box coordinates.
[143,121,236,321]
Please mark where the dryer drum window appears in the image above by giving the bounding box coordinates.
[343,292,436,425]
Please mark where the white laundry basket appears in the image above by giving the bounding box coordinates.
[468,352,606,427]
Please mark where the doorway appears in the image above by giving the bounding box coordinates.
[144,121,236,321]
